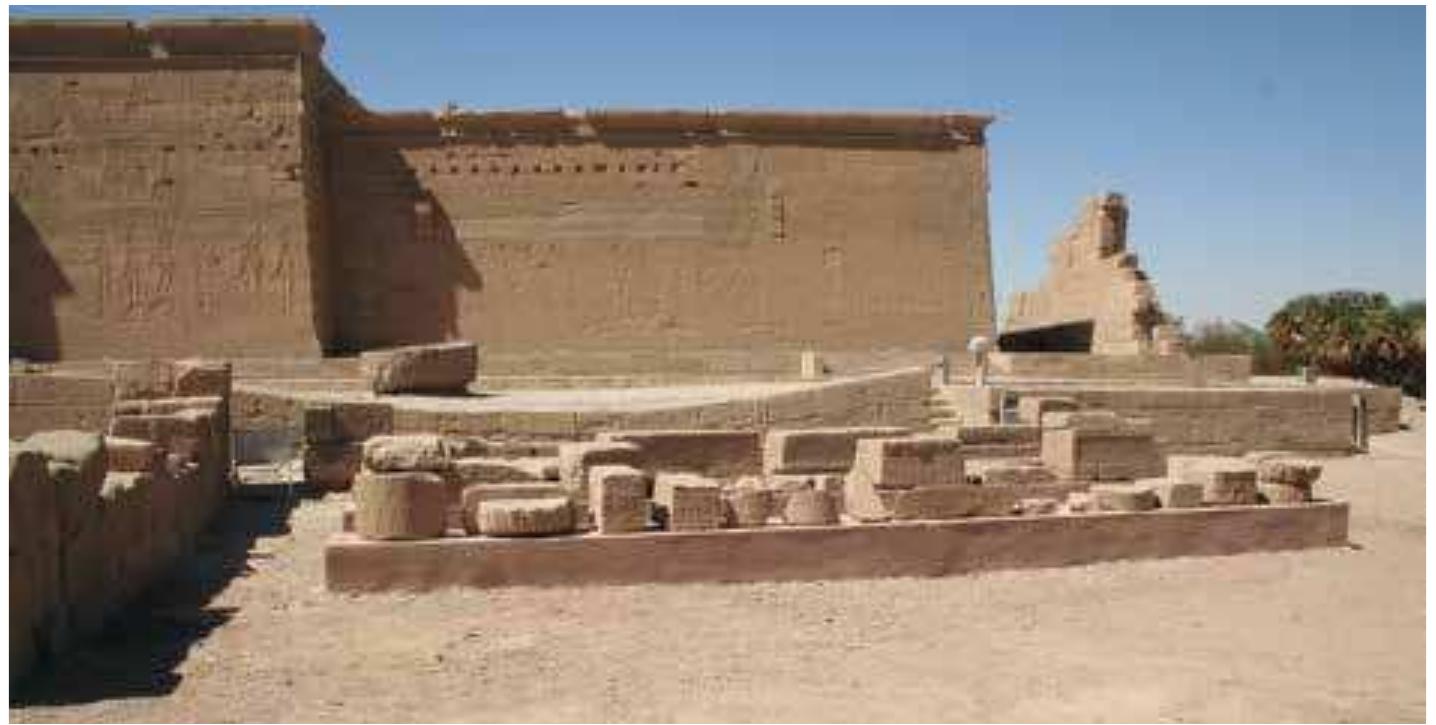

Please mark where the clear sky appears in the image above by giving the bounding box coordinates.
[15,5,1426,327]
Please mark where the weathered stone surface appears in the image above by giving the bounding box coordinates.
[113,395,223,416]
[108,411,214,462]
[1254,458,1324,487]
[110,360,176,402]
[1016,497,1061,516]
[172,359,232,399]
[781,488,839,526]
[1169,456,1260,505]
[449,457,551,485]
[1259,482,1312,504]
[587,465,650,535]
[883,485,984,521]
[1017,396,1078,426]
[1143,478,1204,509]
[102,436,161,474]
[598,430,762,478]
[969,459,1056,486]
[1091,483,1159,512]
[362,341,478,395]
[476,498,575,537]
[653,473,723,531]
[1003,193,1167,355]
[460,483,570,535]
[1041,426,1162,481]
[762,426,910,475]
[848,436,965,491]
[361,434,454,473]
[352,471,449,540]
[303,402,393,444]
[304,442,362,490]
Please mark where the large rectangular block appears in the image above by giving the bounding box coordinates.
[588,465,650,534]
[762,426,910,475]
[598,429,761,478]
[1041,427,1163,481]
[653,473,722,531]
[172,359,232,399]
[361,341,478,395]
[848,436,965,491]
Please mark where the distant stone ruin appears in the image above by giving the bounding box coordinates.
[1002,193,1174,354]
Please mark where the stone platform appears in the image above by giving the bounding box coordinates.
[325,501,1349,592]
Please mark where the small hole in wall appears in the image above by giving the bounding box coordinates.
[574,165,583,173]
[511,165,520,174]
[532,164,542,173]
[637,163,647,172]
[594,163,608,172]
[683,180,699,188]
[450,166,458,174]
[471,164,480,173]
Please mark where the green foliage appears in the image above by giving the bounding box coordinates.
[1183,318,1286,374]
[1265,291,1425,397]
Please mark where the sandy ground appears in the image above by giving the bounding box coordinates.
[11,428,1425,723]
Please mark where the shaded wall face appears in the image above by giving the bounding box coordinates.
[9,58,323,359]
[327,135,994,363]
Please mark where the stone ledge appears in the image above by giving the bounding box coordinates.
[326,500,1349,592]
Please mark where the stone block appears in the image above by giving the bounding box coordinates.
[724,479,774,529]
[1254,458,1323,487]
[1143,478,1204,509]
[1017,396,1078,426]
[112,395,222,416]
[1170,456,1260,505]
[1259,482,1312,504]
[361,434,454,473]
[352,471,449,541]
[172,359,232,399]
[110,360,175,401]
[882,485,985,521]
[450,457,550,485]
[1091,483,1159,512]
[587,465,650,535]
[361,341,478,395]
[303,402,394,444]
[762,426,910,475]
[475,498,575,537]
[969,459,1055,486]
[460,483,570,535]
[104,436,163,473]
[1016,497,1061,516]
[653,473,723,531]
[598,429,762,478]
[1041,427,1162,481]
[848,436,965,491]
[303,442,362,490]
[557,441,643,506]
[781,488,839,526]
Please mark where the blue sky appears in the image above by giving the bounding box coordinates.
[15,6,1425,326]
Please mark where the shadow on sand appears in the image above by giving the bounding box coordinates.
[11,485,316,707]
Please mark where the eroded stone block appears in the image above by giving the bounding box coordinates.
[848,435,965,491]
[653,473,723,531]
[476,498,575,537]
[362,341,478,395]
[762,426,910,475]
[587,465,649,534]
[352,471,449,540]
[361,434,454,473]
[1091,483,1159,512]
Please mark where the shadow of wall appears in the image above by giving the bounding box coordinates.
[10,196,70,361]
[325,140,482,353]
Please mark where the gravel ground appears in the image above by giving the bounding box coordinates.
[11,428,1425,723]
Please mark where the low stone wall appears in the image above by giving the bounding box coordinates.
[326,501,1349,591]
[1004,384,1401,456]
[9,361,233,680]
[988,353,1252,385]
[231,367,934,446]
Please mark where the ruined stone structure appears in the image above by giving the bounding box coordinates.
[1002,193,1168,354]
[10,18,996,373]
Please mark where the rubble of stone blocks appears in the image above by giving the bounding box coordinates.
[360,340,478,395]
[11,358,234,679]
[342,422,1332,549]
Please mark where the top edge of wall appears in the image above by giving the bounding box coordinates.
[10,16,324,59]
[341,108,994,144]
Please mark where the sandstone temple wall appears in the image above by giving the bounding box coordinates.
[323,110,996,370]
[10,19,332,360]
[10,18,998,372]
